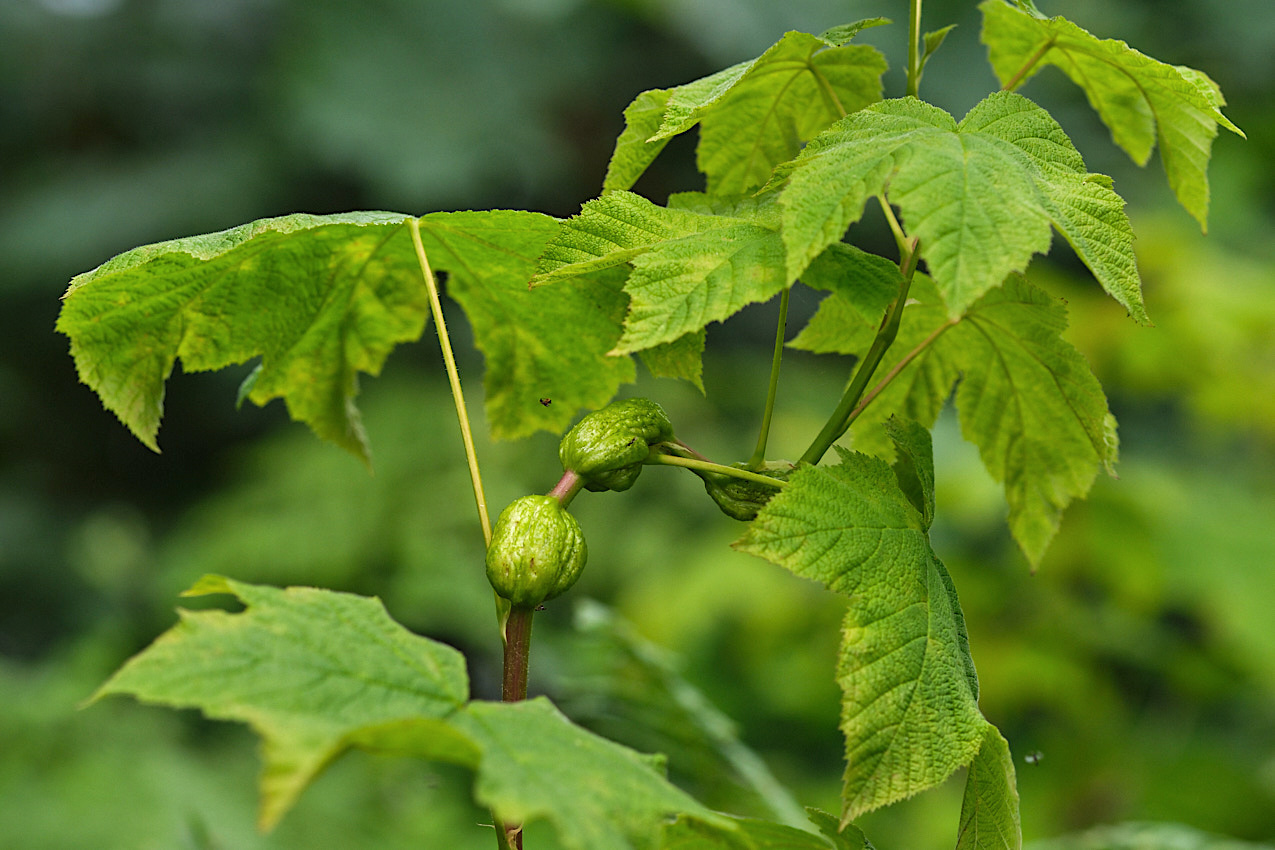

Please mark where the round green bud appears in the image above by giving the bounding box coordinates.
[485,495,588,608]
[559,397,674,492]
[700,461,793,521]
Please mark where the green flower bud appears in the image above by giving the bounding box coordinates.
[700,461,793,521]
[559,397,674,492]
[486,495,587,608]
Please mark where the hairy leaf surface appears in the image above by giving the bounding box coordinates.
[455,698,730,850]
[91,576,470,829]
[661,809,870,849]
[980,0,1243,229]
[957,726,1022,850]
[604,27,887,195]
[735,447,987,819]
[778,96,1056,316]
[533,191,787,353]
[960,92,1146,324]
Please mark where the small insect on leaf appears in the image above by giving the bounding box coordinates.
[540,398,552,406]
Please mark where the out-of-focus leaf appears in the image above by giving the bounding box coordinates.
[91,576,470,829]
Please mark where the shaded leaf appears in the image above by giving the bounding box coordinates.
[662,813,839,849]
[58,211,424,462]
[639,330,706,392]
[980,0,1244,229]
[417,210,635,439]
[941,276,1116,564]
[563,601,805,828]
[91,576,469,829]
[735,449,987,819]
[455,698,731,850]
[957,725,1022,850]
[788,244,900,355]
[533,191,787,353]
[792,272,957,461]
[884,416,935,529]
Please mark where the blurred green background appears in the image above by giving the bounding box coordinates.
[2,0,1273,847]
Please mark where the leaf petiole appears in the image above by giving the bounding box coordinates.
[651,452,789,489]
[408,219,492,547]
[747,287,791,469]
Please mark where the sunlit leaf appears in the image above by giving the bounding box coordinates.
[735,448,987,819]
[957,726,1022,850]
[533,191,787,353]
[604,27,887,195]
[959,91,1146,324]
[980,0,1244,230]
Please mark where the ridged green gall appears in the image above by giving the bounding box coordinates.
[485,495,588,608]
[700,461,794,521]
[559,397,674,492]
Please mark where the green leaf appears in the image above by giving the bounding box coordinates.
[980,0,1244,230]
[564,600,806,828]
[884,416,935,529]
[454,698,731,850]
[90,576,470,829]
[533,191,788,353]
[799,273,1114,564]
[957,726,1022,850]
[415,209,635,439]
[779,96,1055,316]
[806,809,874,849]
[58,209,627,459]
[735,449,987,819]
[639,330,706,392]
[958,92,1146,324]
[604,88,676,192]
[57,211,424,462]
[788,244,900,354]
[792,272,958,461]
[605,28,887,195]
[942,276,1116,564]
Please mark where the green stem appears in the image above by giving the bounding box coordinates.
[878,195,909,260]
[906,0,923,97]
[748,287,791,470]
[651,453,789,488]
[846,316,958,427]
[799,239,920,465]
[409,219,492,547]
[1002,37,1056,91]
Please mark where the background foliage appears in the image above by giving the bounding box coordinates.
[1,0,1273,847]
